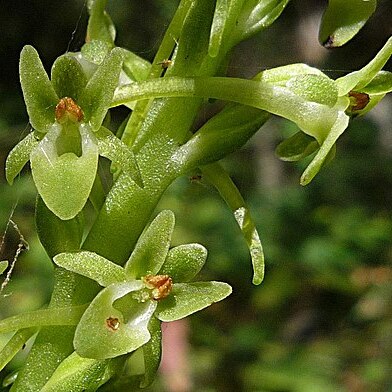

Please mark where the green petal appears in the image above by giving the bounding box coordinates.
[301,109,349,185]
[31,123,99,220]
[125,210,175,279]
[156,282,232,322]
[5,131,39,184]
[159,244,207,282]
[319,0,376,48]
[54,251,126,286]
[79,48,123,130]
[96,127,143,187]
[336,37,392,95]
[74,281,156,359]
[275,131,319,162]
[41,352,122,392]
[0,260,8,275]
[140,316,162,388]
[19,46,59,132]
[51,54,87,101]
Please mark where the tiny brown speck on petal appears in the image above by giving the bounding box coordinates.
[106,317,120,331]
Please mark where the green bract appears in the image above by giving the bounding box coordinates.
[53,210,231,375]
[6,45,141,220]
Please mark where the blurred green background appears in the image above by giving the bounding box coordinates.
[1,1,392,391]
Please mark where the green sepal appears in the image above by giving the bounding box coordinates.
[119,48,151,82]
[5,131,40,184]
[19,45,59,133]
[286,74,338,106]
[256,63,326,85]
[81,40,111,65]
[202,163,265,284]
[275,131,319,162]
[96,127,143,187]
[319,0,376,48]
[0,260,8,275]
[35,196,83,258]
[233,0,290,44]
[87,0,115,46]
[125,210,175,279]
[258,65,338,106]
[51,54,88,102]
[159,244,207,282]
[41,352,122,392]
[140,316,162,388]
[156,282,232,322]
[79,47,123,131]
[360,71,392,95]
[53,251,127,287]
[74,281,156,359]
[31,123,99,220]
[336,37,392,95]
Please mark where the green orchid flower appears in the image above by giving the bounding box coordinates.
[274,37,392,184]
[5,45,142,220]
[52,210,231,385]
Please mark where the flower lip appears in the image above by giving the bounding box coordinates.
[55,97,84,124]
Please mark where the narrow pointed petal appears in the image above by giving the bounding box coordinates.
[336,37,392,95]
[19,46,58,132]
[5,131,39,184]
[301,110,350,185]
